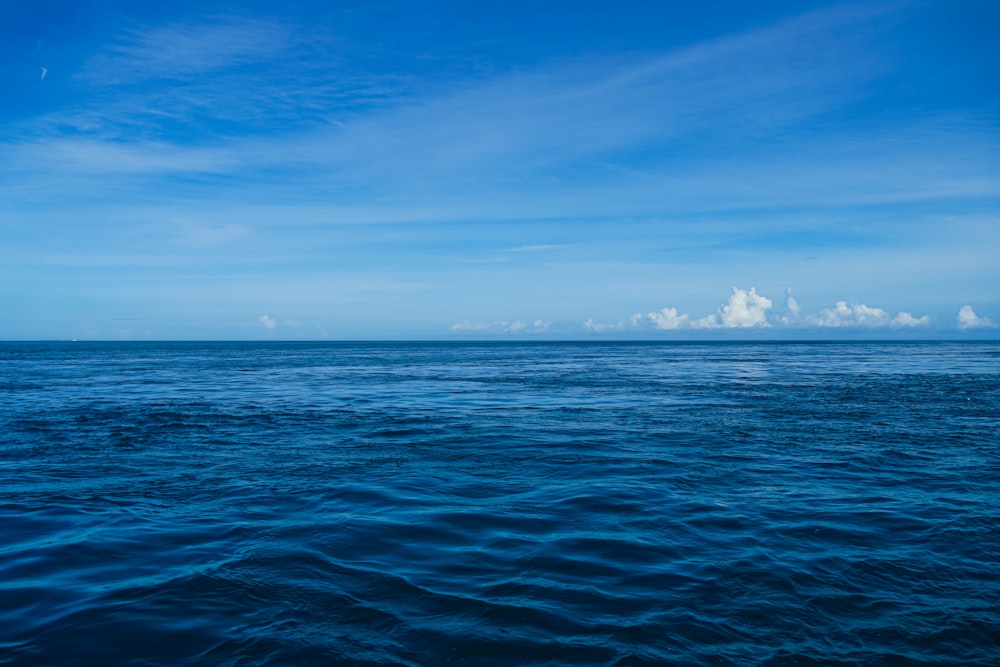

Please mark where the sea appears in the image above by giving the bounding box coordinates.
[1,341,998,666]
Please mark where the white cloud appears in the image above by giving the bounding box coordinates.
[854,303,892,326]
[591,288,946,335]
[450,321,490,332]
[633,287,772,331]
[816,300,850,326]
[957,305,995,330]
[815,301,889,327]
[583,318,619,332]
[585,313,643,332]
[777,288,801,325]
[259,314,276,329]
[719,287,772,327]
[452,319,550,334]
[647,307,688,330]
[812,301,930,328]
[644,287,772,331]
[786,291,801,317]
[893,311,930,327]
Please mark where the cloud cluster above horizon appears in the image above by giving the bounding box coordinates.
[447,288,994,336]
[1,1,997,340]
[571,287,994,335]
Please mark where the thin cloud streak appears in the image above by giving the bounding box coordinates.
[5,1,997,223]
[80,18,292,83]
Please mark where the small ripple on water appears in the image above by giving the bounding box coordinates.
[1,342,999,665]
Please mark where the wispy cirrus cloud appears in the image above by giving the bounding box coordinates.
[8,2,997,215]
[2,3,996,340]
[32,15,402,143]
[81,18,291,83]
[510,244,574,253]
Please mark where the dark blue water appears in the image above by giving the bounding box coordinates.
[2,342,998,666]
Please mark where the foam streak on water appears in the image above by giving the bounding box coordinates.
[1,342,998,666]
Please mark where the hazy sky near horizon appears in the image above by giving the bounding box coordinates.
[2,0,998,339]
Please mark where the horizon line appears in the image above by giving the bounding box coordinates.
[1,338,996,344]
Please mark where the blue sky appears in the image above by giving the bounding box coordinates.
[2,0,998,339]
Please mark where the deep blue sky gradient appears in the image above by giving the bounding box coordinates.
[2,1,998,339]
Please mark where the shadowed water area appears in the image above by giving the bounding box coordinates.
[1,341,998,666]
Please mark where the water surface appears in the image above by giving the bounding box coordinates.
[2,342,998,665]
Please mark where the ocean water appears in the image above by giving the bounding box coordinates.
[1,341,998,667]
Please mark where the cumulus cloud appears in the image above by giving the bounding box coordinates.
[643,287,773,331]
[956,305,995,330]
[812,301,930,328]
[259,314,276,329]
[583,287,774,332]
[893,311,930,327]
[815,301,890,327]
[587,287,945,334]
[647,307,688,330]
[720,287,772,327]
